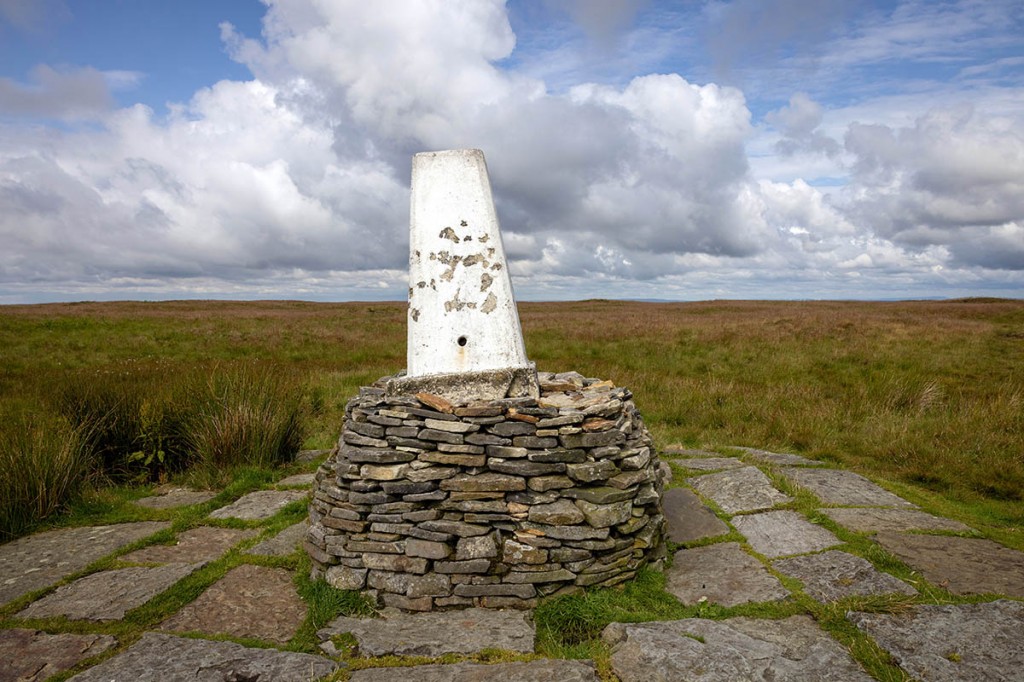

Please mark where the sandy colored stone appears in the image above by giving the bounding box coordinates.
[667,542,789,606]
[603,616,872,682]
[874,532,1024,597]
[0,628,117,682]
[672,457,745,471]
[160,564,306,644]
[780,467,915,508]
[850,600,1024,682]
[0,522,169,606]
[733,511,841,558]
[134,488,216,509]
[67,632,335,681]
[662,487,729,543]
[350,660,598,682]
[774,550,916,602]
[18,563,196,621]
[819,507,971,534]
[122,527,258,565]
[276,472,316,487]
[246,520,309,556]
[688,466,792,514]
[319,607,535,657]
[209,489,308,520]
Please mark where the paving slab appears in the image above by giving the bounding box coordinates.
[663,487,729,543]
[208,489,308,520]
[732,447,824,466]
[849,600,1024,682]
[160,564,306,644]
[688,466,792,514]
[18,563,196,621]
[666,542,789,607]
[672,457,745,471]
[349,659,600,682]
[246,520,309,556]
[733,511,841,558]
[122,527,258,565]
[133,488,216,509]
[603,615,872,681]
[874,532,1024,596]
[662,447,723,457]
[773,550,916,602]
[67,631,336,681]
[819,507,971,534]
[0,628,117,682]
[319,607,535,657]
[277,472,316,487]
[780,467,915,508]
[0,522,170,606]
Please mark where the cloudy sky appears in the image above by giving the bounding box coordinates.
[1,0,1022,303]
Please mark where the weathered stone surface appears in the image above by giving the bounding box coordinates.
[819,507,971,534]
[665,543,789,607]
[603,616,872,682]
[18,563,197,621]
[348,660,599,682]
[731,511,839,558]
[574,499,631,528]
[774,550,916,602]
[688,466,792,514]
[319,607,535,657]
[277,472,316,487]
[326,565,367,590]
[850,600,1024,682]
[672,457,745,471]
[528,499,585,525]
[456,534,499,560]
[123,527,258,565]
[67,632,335,681]
[160,564,306,644]
[0,628,117,682]
[560,486,635,504]
[780,468,915,508]
[662,487,729,543]
[209,489,308,520]
[733,447,824,466]
[0,522,170,607]
[246,520,309,557]
[134,488,216,509]
[874,532,1024,596]
[441,472,526,492]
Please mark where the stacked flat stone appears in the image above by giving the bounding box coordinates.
[306,371,666,611]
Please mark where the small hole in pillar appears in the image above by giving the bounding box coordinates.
[457,336,468,347]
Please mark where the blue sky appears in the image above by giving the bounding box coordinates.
[1,0,1022,303]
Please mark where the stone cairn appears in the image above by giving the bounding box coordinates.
[305,370,666,611]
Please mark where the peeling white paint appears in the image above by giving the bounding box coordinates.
[406,149,531,378]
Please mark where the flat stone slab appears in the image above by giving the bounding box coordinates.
[774,550,916,602]
[662,447,722,457]
[780,467,915,508]
[319,607,535,657]
[733,511,841,558]
[122,527,258,565]
[0,628,117,682]
[849,600,1024,682]
[688,466,792,514]
[134,488,216,509]
[666,542,789,607]
[874,532,1024,596]
[672,457,745,471]
[276,472,316,487]
[0,521,169,606]
[820,507,971,534]
[67,632,336,681]
[349,659,600,682]
[733,447,823,466]
[603,615,872,681]
[18,563,196,621]
[208,489,308,520]
[663,487,729,543]
[246,520,309,556]
[160,564,306,644]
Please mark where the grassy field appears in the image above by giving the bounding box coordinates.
[1,298,1022,540]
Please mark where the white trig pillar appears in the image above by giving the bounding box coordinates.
[390,149,538,403]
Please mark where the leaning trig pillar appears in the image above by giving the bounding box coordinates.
[387,149,539,403]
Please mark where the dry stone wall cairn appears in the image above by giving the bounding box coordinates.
[306,372,666,611]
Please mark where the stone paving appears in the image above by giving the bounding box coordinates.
[1,449,1022,682]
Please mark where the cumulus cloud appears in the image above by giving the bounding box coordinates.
[765,93,841,157]
[0,65,119,119]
